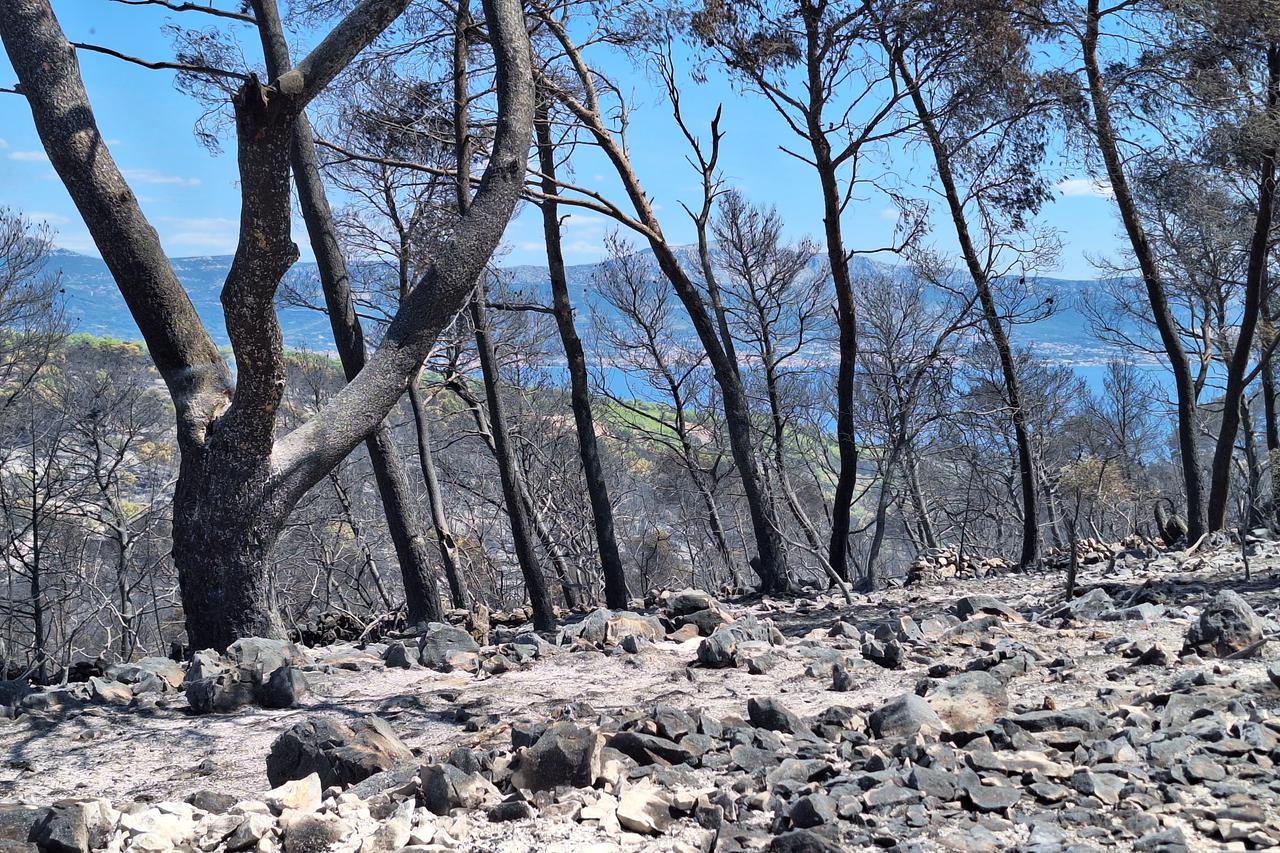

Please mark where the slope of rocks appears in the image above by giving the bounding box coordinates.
[3,541,1280,852]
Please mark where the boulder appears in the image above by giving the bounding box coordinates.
[560,608,665,647]
[697,616,777,668]
[1184,590,1265,657]
[186,668,257,714]
[256,667,309,709]
[664,589,721,616]
[955,596,1021,622]
[184,650,229,684]
[380,643,413,669]
[263,774,322,814]
[86,677,132,706]
[616,780,672,835]
[747,697,805,734]
[0,681,33,710]
[266,716,413,788]
[227,638,306,679]
[417,623,480,672]
[869,694,943,739]
[280,812,350,853]
[924,671,1007,732]
[1054,588,1115,621]
[28,805,88,853]
[420,763,500,815]
[510,722,603,791]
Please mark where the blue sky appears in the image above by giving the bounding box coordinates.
[0,1,1124,279]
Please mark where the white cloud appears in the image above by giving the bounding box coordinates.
[159,216,238,254]
[122,168,201,188]
[0,138,9,149]
[9,150,49,163]
[26,211,72,226]
[1056,177,1114,199]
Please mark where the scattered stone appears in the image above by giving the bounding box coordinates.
[923,671,1007,732]
[266,716,413,788]
[380,643,413,669]
[256,667,310,709]
[511,722,603,791]
[697,616,777,668]
[963,782,1021,813]
[86,677,132,706]
[417,623,481,672]
[185,668,257,714]
[869,693,944,738]
[1184,590,1265,657]
[789,794,836,828]
[616,780,672,834]
[955,595,1021,622]
[228,638,306,679]
[420,763,500,814]
[747,697,804,734]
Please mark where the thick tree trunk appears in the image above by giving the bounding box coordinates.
[254,0,443,625]
[1082,1,1206,539]
[4,0,532,652]
[534,101,630,610]
[172,448,288,650]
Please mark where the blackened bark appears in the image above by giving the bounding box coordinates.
[253,0,444,625]
[172,445,288,651]
[811,124,859,586]
[407,381,471,608]
[535,101,631,610]
[897,57,1040,569]
[3,0,533,650]
[454,2,552,628]
[1206,44,1279,529]
[536,11,789,593]
[470,292,556,630]
[1082,0,1206,539]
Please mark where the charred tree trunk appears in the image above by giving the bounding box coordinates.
[407,381,470,609]
[2,0,533,650]
[469,293,555,630]
[172,446,289,650]
[534,100,630,610]
[897,59,1039,569]
[1206,43,1279,529]
[254,0,443,625]
[1082,0,1206,540]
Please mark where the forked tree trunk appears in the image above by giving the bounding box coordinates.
[1206,43,1279,529]
[1,0,533,651]
[253,0,444,625]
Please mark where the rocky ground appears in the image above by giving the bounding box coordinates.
[3,538,1280,853]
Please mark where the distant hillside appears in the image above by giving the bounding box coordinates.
[44,248,1122,378]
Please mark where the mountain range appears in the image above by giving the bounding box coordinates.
[43,248,1122,384]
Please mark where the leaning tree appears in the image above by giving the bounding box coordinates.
[0,0,534,650]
